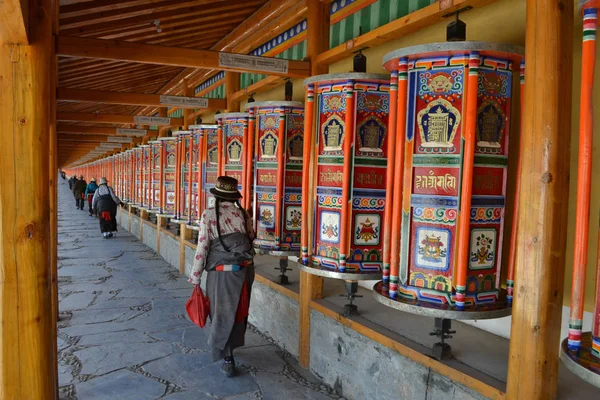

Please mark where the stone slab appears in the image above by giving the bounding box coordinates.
[74,369,166,400]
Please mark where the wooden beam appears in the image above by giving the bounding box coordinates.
[57,124,158,136]
[56,36,311,78]
[0,0,57,396]
[57,87,227,109]
[213,0,302,52]
[230,76,287,102]
[225,71,240,112]
[315,0,495,66]
[59,1,262,36]
[58,134,111,142]
[57,112,183,126]
[506,0,574,398]
[0,0,29,45]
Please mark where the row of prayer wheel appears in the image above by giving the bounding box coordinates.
[70,36,600,387]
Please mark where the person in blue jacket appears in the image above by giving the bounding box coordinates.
[85,178,99,216]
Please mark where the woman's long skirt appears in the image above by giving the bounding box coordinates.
[96,195,118,233]
[206,265,255,361]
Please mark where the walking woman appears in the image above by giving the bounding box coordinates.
[188,176,255,378]
[85,178,99,216]
[92,177,122,239]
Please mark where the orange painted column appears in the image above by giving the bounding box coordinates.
[245,109,256,211]
[218,120,225,177]
[568,3,598,350]
[174,135,182,219]
[507,61,526,304]
[187,135,194,223]
[455,52,481,309]
[197,131,205,218]
[389,58,408,298]
[301,84,315,264]
[130,150,135,205]
[382,67,399,286]
[241,118,250,209]
[275,109,287,249]
[339,82,356,272]
[160,144,166,214]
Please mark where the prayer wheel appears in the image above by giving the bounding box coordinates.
[560,1,600,389]
[299,73,390,280]
[216,113,250,203]
[195,124,219,214]
[123,149,134,204]
[245,101,305,255]
[133,146,143,208]
[115,152,124,199]
[140,144,152,210]
[147,140,162,214]
[173,131,193,223]
[373,41,524,319]
[188,125,213,226]
[158,137,177,217]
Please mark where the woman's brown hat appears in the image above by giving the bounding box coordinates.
[209,176,242,200]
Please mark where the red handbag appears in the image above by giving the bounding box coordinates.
[186,286,210,328]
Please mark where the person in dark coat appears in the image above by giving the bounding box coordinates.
[92,177,122,238]
[188,176,255,378]
[69,175,76,192]
[85,178,99,216]
[73,175,87,210]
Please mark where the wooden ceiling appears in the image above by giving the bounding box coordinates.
[57,0,304,166]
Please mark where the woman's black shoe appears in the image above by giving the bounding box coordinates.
[221,362,236,378]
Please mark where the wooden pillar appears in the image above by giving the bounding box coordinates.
[225,71,241,112]
[506,1,573,398]
[158,107,168,137]
[298,0,329,368]
[0,0,57,397]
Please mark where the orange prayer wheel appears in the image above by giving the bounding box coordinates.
[245,101,305,256]
[158,137,177,217]
[374,42,523,320]
[299,73,390,281]
[216,113,250,201]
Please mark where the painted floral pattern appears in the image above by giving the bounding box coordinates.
[189,203,254,285]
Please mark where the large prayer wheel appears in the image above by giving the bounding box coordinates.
[158,137,177,217]
[133,146,143,208]
[373,41,524,319]
[115,152,124,199]
[188,125,214,226]
[245,101,305,255]
[216,113,250,201]
[560,0,600,389]
[147,140,162,214]
[299,73,390,280]
[140,144,152,210]
[173,131,193,224]
[123,149,134,204]
[196,124,219,214]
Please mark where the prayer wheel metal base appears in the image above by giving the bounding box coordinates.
[372,281,512,320]
[298,263,382,281]
[255,249,298,285]
[299,262,382,316]
[560,333,600,389]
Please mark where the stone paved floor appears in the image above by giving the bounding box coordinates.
[57,178,341,400]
